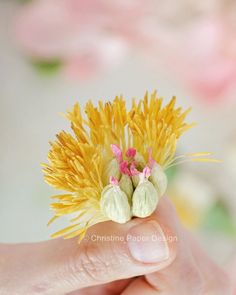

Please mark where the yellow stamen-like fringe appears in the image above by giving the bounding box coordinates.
[43,91,217,242]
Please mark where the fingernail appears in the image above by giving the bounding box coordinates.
[127,220,169,263]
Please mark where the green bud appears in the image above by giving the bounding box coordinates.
[131,174,140,188]
[102,158,121,185]
[132,180,159,218]
[119,174,134,204]
[149,164,168,197]
[134,153,146,170]
[100,184,131,223]
[131,153,145,188]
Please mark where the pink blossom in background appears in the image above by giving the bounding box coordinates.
[15,0,236,101]
[150,17,236,103]
[15,0,149,79]
[228,257,236,295]
[63,36,128,80]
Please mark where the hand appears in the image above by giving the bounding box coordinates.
[0,198,232,295]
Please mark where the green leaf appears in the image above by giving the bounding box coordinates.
[202,201,236,236]
[32,60,61,75]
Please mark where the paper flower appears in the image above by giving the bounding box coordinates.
[43,91,217,241]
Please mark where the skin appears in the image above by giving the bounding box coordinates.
[0,198,232,295]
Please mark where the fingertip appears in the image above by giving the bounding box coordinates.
[158,219,178,265]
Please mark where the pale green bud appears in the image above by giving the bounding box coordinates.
[132,180,159,218]
[131,153,145,188]
[131,174,140,188]
[134,153,146,170]
[119,174,134,204]
[149,164,168,197]
[102,158,121,185]
[100,184,131,223]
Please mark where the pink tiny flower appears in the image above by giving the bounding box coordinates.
[130,162,139,176]
[148,148,155,168]
[120,161,131,176]
[139,166,151,182]
[126,147,136,158]
[111,144,123,163]
[143,166,151,179]
[109,176,119,186]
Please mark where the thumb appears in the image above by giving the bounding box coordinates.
[0,200,177,295]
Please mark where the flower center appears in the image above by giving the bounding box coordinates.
[110,144,141,177]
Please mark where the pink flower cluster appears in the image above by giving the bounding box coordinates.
[15,0,236,102]
[15,0,149,79]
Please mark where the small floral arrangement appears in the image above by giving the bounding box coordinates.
[43,91,217,241]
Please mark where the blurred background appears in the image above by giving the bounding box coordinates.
[0,0,236,277]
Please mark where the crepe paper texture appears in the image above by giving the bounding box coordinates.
[43,91,218,241]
